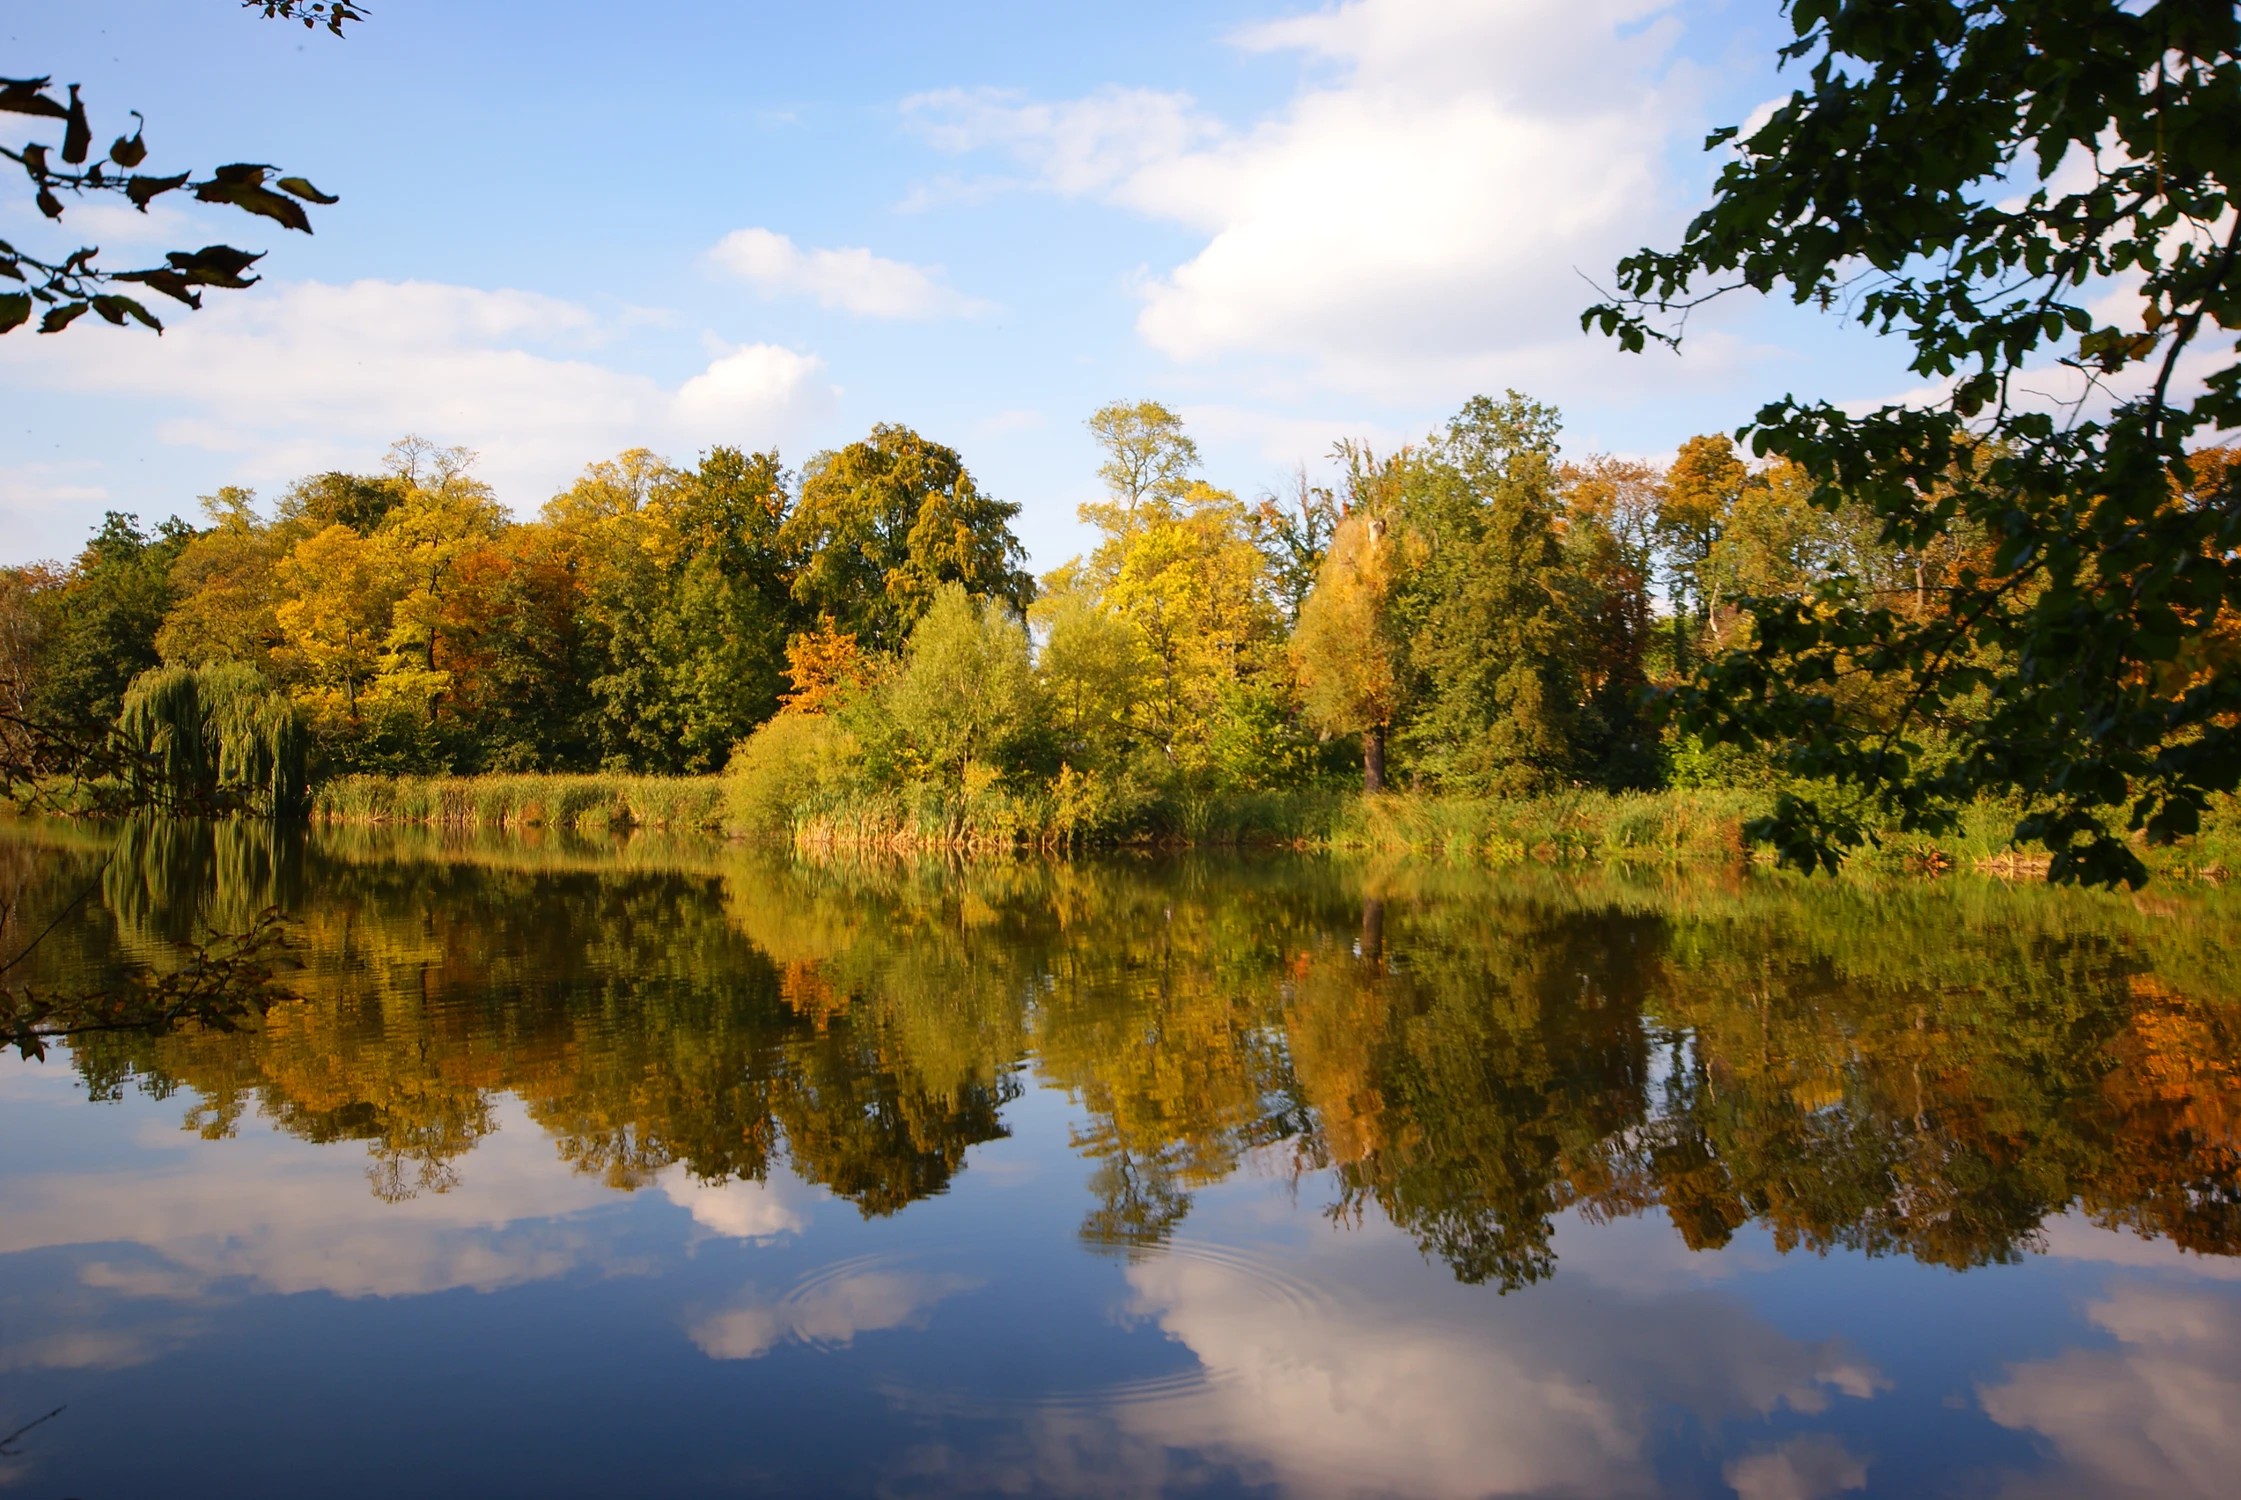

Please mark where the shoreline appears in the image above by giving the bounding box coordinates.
[284,773,2235,882]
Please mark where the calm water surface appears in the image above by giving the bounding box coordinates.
[1,818,2236,1499]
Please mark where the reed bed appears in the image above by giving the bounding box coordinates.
[313,773,727,832]
[1321,788,1766,864]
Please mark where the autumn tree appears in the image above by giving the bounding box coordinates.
[273,523,396,733]
[1657,433,1751,668]
[1102,482,1284,777]
[1083,400,1201,543]
[1293,455,1413,792]
[154,488,292,674]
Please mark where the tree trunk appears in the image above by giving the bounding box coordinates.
[1362,723,1386,794]
[1359,896,1384,965]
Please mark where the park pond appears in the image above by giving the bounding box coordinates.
[0,817,2236,1498]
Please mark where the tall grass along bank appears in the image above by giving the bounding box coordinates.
[313,774,726,832]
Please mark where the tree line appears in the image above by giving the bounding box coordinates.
[4,397,2229,834]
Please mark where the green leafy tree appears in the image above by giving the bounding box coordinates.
[1396,395,1585,794]
[1254,466,1343,626]
[1559,457,1661,783]
[114,661,307,816]
[1590,0,2241,886]
[886,584,1044,785]
[782,425,1031,652]
[29,512,188,730]
[648,447,794,772]
[1031,567,1149,769]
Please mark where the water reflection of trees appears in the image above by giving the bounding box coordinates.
[18,822,2239,1282]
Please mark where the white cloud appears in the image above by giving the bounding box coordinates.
[1,195,221,253]
[0,460,109,540]
[707,227,991,318]
[0,278,840,513]
[904,86,1221,199]
[906,0,1700,401]
[1978,1282,2241,1499]
[1178,402,1420,469]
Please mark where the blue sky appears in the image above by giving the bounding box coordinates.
[3,0,1931,568]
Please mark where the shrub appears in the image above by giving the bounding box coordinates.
[725,714,865,835]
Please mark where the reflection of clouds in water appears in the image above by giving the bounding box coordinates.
[0,1322,203,1373]
[76,1260,209,1301]
[882,1409,1251,1500]
[1547,1202,1776,1295]
[660,1169,811,1241]
[691,1268,978,1360]
[1725,1434,1870,1500]
[1117,1240,1880,1499]
[0,1097,614,1300]
[1979,1281,2241,1499]
[888,1227,1880,1500]
[2036,1214,2241,1280]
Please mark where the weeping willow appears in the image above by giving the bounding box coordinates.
[115,663,309,817]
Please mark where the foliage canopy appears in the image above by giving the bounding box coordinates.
[1590,0,2241,886]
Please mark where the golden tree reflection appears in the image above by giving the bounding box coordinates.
[14,822,2236,1280]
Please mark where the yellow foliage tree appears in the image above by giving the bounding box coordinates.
[155,487,293,674]
[1292,507,1410,791]
[1101,482,1280,767]
[273,524,398,730]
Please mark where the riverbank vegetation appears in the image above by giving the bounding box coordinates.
[4,400,2234,875]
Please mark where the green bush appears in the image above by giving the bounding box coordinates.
[724,714,866,835]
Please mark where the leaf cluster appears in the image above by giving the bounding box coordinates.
[3,3,351,334]
[1587,0,2241,886]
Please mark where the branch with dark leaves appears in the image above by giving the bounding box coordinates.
[2,2,356,335]
[1,906,297,1062]
[1586,0,2241,888]
[244,2,370,35]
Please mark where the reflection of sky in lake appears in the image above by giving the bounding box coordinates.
[4,824,2239,1497]
[3,1061,2235,1499]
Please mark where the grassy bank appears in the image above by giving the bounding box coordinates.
[299,772,2239,878]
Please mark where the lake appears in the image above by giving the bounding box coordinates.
[1,817,2236,1499]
